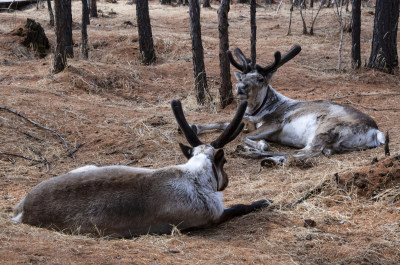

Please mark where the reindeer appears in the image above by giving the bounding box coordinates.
[192,45,385,163]
[12,99,271,237]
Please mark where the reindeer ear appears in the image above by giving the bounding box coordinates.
[179,143,193,159]
[234,72,243,81]
[214,149,226,165]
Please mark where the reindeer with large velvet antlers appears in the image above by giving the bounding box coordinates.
[192,45,385,163]
[12,99,271,237]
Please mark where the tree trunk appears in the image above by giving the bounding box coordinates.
[368,0,399,74]
[203,0,210,8]
[136,0,156,65]
[351,0,361,69]
[218,0,233,108]
[299,0,308,34]
[90,0,97,18]
[85,0,90,25]
[250,0,256,66]
[287,2,294,35]
[46,0,54,26]
[81,0,89,59]
[189,0,209,105]
[53,0,73,73]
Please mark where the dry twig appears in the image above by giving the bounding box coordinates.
[291,180,330,208]
[344,99,400,111]
[0,151,42,164]
[0,106,76,162]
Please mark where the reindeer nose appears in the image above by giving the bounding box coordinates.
[235,84,247,96]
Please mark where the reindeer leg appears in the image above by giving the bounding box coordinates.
[215,199,273,225]
[236,145,287,159]
[190,122,230,135]
[241,123,282,151]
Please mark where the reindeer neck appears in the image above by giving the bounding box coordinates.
[248,85,296,116]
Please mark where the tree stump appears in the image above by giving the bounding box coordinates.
[13,18,50,58]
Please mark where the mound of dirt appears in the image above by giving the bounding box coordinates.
[337,155,400,200]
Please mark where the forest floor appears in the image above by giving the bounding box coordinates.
[0,1,400,264]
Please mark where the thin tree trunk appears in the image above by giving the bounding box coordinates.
[53,0,73,73]
[368,0,399,74]
[250,0,256,66]
[218,0,233,108]
[136,0,156,65]
[351,0,361,69]
[203,0,210,8]
[309,0,323,35]
[276,0,284,14]
[90,0,97,18]
[46,0,54,26]
[287,1,294,35]
[299,0,308,34]
[337,0,343,71]
[81,0,89,59]
[189,0,209,105]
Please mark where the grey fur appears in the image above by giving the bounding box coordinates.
[12,100,270,237]
[193,46,385,163]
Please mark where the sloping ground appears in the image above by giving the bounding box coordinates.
[1,1,400,264]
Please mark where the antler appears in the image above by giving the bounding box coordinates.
[277,45,301,68]
[171,99,203,147]
[226,48,252,74]
[255,45,301,76]
[211,100,247,149]
[171,99,247,149]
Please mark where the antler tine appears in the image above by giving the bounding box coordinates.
[234,48,252,73]
[255,45,301,76]
[226,50,245,72]
[171,99,203,147]
[277,45,301,68]
[255,51,281,76]
[211,100,248,149]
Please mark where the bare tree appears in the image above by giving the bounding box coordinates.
[351,0,361,69]
[90,0,97,18]
[250,0,256,66]
[218,0,233,108]
[46,0,54,26]
[368,0,399,74]
[338,0,344,70]
[53,0,73,73]
[81,0,89,59]
[203,0,210,8]
[136,0,156,65]
[189,0,210,105]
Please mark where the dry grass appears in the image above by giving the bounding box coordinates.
[1,1,400,264]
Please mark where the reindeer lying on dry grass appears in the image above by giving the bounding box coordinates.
[192,45,385,164]
[12,99,271,237]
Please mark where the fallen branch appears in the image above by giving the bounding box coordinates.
[0,151,42,164]
[292,180,330,208]
[0,106,76,162]
[344,99,400,111]
[29,147,49,171]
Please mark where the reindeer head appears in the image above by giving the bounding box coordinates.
[227,46,301,106]
[171,99,247,191]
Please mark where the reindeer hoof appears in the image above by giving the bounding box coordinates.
[252,199,273,209]
[257,140,269,152]
[261,156,286,167]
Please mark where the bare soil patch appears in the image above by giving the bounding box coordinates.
[1,1,400,264]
